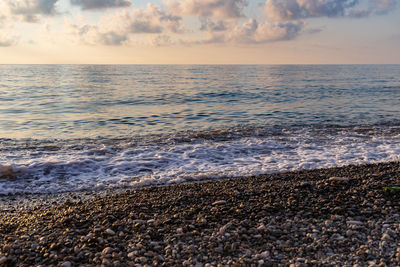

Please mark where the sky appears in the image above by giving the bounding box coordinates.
[0,0,399,64]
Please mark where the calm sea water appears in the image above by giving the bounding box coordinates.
[1,65,400,194]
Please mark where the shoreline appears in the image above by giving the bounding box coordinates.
[1,160,399,207]
[1,161,400,265]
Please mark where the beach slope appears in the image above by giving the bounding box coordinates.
[1,162,400,266]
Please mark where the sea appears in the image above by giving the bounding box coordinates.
[0,64,399,195]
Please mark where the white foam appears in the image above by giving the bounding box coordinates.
[1,127,400,195]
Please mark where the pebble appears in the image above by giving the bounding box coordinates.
[330,176,352,182]
[105,229,115,235]
[0,161,400,266]
[212,200,227,205]
[102,258,111,265]
[102,247,113,255]
[132,220,146,224]
[381,233,391,241]
[61,261,72,267]
[347,221,363,225]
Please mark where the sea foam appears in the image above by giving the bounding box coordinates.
[1,125,399,195]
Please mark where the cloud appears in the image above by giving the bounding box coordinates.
[29,0,398,48]
[254,20,304,42]
[370,0,397,14]
[0,39,14,47]
[347,0,398,17]
[151,34,172,46]
[264,0,398,21]
[200,18,228,32]
[264,0,359,21]
[166,0,247,19]
[7,0,59,22]
[70,0,131,10]
[124,4,183,34]
[98,31,128,45]
[0,30,18,46]
[229,19,304,43]
[67,19,128,46]
[189,18,303,45]
[347,7,372,17]
[171,0,398,46]
[305,27,324,34]
[0,15,8,28]
[68,4,183,46]
[95,3,184,36]
[117,9,163,34]
[0,3,18,46]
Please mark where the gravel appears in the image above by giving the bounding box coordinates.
[1,161,400,266]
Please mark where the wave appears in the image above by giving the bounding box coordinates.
[1,124,400,195]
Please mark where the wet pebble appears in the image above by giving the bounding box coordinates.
[0,161,399,266]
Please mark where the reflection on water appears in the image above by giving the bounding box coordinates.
[0,65,399,139]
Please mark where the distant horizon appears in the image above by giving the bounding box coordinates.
[1,63,400,65]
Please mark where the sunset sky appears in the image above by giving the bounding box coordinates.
[0,0,399,64]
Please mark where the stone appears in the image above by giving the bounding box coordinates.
[61,261,72,267]
[212,200,227,205]
[102,247,113,255]
[260,251,270,258]
[0,257,7,264]
[346,221,363,225]
[381,233,391,241]
[105,229,115,235]
[330,176,352,182]
[2,161,400,266]
[132,220,146,224]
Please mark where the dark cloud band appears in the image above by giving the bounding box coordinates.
[71,0,131,10]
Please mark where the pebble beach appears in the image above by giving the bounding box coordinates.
[1,161,400,266]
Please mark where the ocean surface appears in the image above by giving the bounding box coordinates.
[0,64,399,195]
